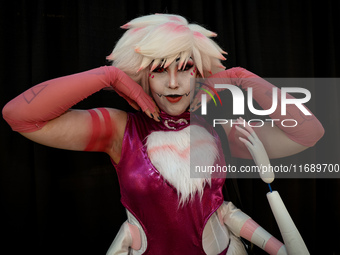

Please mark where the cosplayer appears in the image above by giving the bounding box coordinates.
[2,14,323,254]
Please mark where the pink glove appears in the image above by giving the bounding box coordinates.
[192,67,324,149]
[2,66,156,132]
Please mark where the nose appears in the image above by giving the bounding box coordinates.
[168,69,179,89]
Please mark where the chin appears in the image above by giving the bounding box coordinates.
[162,107,187,116]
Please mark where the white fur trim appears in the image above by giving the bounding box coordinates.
[146,125,218,205]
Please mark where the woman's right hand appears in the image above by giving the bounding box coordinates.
[106,66,160,120]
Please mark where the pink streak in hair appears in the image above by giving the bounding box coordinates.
[120,23,130,29]
[161,22,188,33]
[130,27,144,33]
[169,16,182,22]
[193,31,205,38]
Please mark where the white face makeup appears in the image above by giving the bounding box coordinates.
[148,58,197,116]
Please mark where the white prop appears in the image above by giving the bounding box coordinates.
[239,120,310,254]
[267,191,309,255]
[235,118,275,183]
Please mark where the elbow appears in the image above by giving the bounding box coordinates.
[303,121,325,147]
[287,120,325,148]
[3,101,46,133]
[2,100,21,132]
[2,101,14,126]
[2,100,29,132]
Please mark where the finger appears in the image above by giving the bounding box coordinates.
[188,95,200,112]
[144,109,153,119]
[192,90,202,103]
[127,99,141,111]
[152,110,161,122]
[149,100,160,121]
[238,117,260,140]
[191,100,202,112]
[139,97,157,114]
[139,95,160,121]
[239,137,257,162]
[150,98,160,113]
[189,98,198,112]
[144,109,161,122]
[239,137,254,150]
[130,101,141,111]
[155,105,160,113]
[235,125,255,144]
[237,117,261,142]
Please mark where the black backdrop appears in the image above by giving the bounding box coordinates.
[1,1,340,254]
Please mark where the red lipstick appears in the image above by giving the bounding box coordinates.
[165,95,182,103]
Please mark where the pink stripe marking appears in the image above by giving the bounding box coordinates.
[148,144,189,159]
[240,218,260,241]
[147,139,215,159]
[97,108,113,152]
[264,237,284,255]
[84,109,101,151]
[193,31,205,38]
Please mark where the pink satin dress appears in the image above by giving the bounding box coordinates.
[112,111,228,254]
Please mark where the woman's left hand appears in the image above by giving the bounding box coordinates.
[235,118,275,183]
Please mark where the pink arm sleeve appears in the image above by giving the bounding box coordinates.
[204,67,324,157]
[2,66,155,133]
[213,67,324,147]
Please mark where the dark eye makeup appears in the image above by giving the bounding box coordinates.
[153,66,166,73]
[151,59,194,73]
[181,62,194,71]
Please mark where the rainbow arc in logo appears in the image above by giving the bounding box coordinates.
[198,82,223,106]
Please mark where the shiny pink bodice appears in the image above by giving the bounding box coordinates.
[112,112,226,254]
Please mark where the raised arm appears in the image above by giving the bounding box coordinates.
[2,66,158,163]
[192,67,324,159]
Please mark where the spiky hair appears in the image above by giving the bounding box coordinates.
[107,14,226,94]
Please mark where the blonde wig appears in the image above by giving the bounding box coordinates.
[107,14,226,94]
